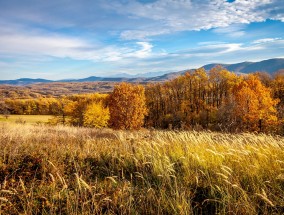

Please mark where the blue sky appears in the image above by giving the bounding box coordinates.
[0,0,284,80]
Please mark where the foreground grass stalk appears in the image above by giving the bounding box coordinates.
[0,123,284,214]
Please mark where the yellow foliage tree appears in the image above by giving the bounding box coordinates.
[67,93,108,126]
[83,102,110,128]
[232,75,279,132]
[108,83,148,130]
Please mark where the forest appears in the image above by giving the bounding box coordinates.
[1,66,284,134]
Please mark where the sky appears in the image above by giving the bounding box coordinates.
[0,0,284,80]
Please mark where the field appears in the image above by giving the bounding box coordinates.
[0,115,53,125]
[0,82,119,99]
[0,123,284,214]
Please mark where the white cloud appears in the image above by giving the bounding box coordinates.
[117,39,284,73]
[130,42,153,58]
[0,27,155,62]
[1,37,284,78]
[197,41,227,46]
[120,29,170,40]
[0,34,88,57]
[1,0,283,41]
[91,41,154,62]
[106,0,284,40]
[171,43,245,58]
[0,25,283,69]
[0,0,284,79]
[213,25,246,37]
[252,37,282,44]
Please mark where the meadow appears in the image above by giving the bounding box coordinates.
[0,115,53,125]
[0,123,284,214]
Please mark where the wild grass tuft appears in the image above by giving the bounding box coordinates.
[0,123,284,214]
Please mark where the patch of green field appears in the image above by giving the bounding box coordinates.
[0,114,53,125]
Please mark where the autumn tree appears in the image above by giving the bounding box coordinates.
[253,71,272,87]
[108,83,148,130]
[83,102,110,128]
[145,67,280,132]
[145,67,241,129]
[231,75,279,132]
[49,97,75,125]
[272,70,284,105]
[66,94,108,126]
[270,70,284,133]
[0,100,10,119]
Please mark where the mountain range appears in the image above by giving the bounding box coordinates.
[1,58,283,85]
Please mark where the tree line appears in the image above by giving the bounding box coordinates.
[145,67,282,133]
[1,67,284,133]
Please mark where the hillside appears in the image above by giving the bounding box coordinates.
[203,58,284,74]
[0,58,283,86]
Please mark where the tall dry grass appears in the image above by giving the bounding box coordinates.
[0,123,284,214]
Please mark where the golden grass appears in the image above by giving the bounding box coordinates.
[0,123,284,214]
[0,115,52,125]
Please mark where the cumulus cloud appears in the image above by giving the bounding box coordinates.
[1,0,283,40]
[108,0,284,40]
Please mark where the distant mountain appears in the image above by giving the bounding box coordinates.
[0,78,52,85]
[70,76,131,82]
[202,58,284,74]
[0,58,283,85]
[110,73,135,78]
[110,71,173,78]
[145,70,191,81]
[139,71,174,78]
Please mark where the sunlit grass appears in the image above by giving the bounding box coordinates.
[0,115,52,125]
[0,123,284,214]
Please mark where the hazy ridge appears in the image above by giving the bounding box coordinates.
[1,58,283,85]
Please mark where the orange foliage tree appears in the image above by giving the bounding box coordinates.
[271,70,284,132]
[232,75,279,132]
[108,83,148,130]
